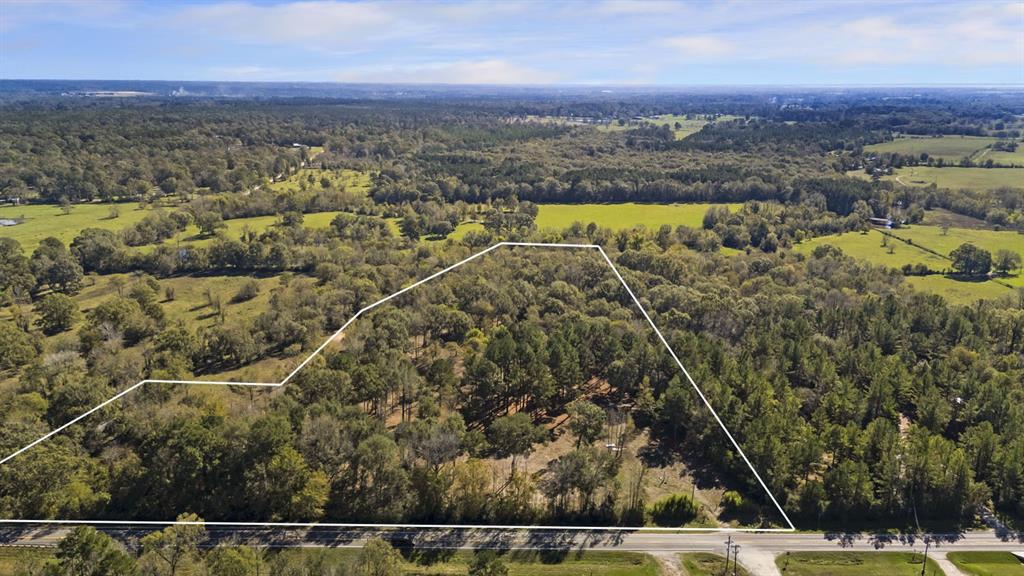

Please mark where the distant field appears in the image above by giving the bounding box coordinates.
[164,210,348,248]
[0,202,151,251]
[266,168,371,194]
[535,202,743,231]
[646,114,709,139]
[865,136,997,161]
[850,166,1024,191]
[793,227,1016,304]
[775,552,940,576]
[794,229,950,271]
[977,147,1024,167]
[947,552,1024,576]
[886,224,1024,264]
[681,552,751,576]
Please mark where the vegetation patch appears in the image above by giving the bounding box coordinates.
[947,551,1024,576]
[535,203,742,232]
[775,552,940,576]
[681,552,751,576]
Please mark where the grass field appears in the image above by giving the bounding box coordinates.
[947,552,1024,576]
[681,552,751,576]
[850,166,1024,191]
[792,227,1017,304]
[885,224,1024,287]
[865,136,998,161]
[0,202,152,252]
[535,203,742,232]
[976,147,1024,167]
[775,552,942,576]
[163,210,349,249]
[646,114,709,139]
[266,168,371,194]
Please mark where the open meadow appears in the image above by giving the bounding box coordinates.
[0,202,152,252]
[792,227,1017,304]
[849,166,1024,191]
[535,202,742,231]
[865,136,998,161]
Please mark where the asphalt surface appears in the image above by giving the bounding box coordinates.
[2,524,1021,553]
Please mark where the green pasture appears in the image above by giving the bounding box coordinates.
[794,229,950,271]
[266,168,371,194]
[681,552,751,576]
[0,202,152,252]
[163,210,348,249]
[976,147,1024,167]
[947,552,1024,576]
[646,114,709,139]
[535,203,743,232]
[775,552,942,576]
[851,166,1024,191]
[865,136,997,161]
[793,227,1016,304]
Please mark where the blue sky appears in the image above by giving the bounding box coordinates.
[2,0,1022,85]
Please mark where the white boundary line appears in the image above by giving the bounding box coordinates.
[1,241,795,532]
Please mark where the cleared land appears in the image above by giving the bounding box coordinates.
[535,203,742,231]
[865,136,998,162]
[0,203,152,251]
[775,552,941,576]
[976,147,1024,167]
[850,166,1024,191]
[645,114,710,139]
[681,552,751,576]
[792,227,1016,304]
[947,552,1024,576]
[266,168,371,194]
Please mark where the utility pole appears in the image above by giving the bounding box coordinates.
[921,540,930,576]
[733,544,741,576]
[723,534,733,576]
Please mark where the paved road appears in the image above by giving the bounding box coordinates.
[2,524,1021,553]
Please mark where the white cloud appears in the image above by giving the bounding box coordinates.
[597,0,683,15]
[333,59,559,84]
[663,35,734,58]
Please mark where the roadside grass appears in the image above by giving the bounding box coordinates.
[775,552,943,576]
[864,136,997,162]
[681,552,751,576]
[269,548,660,575]
[849,166,1024,191]
[0,202,152,252]
[947,551,1024,576]
[535,203,743,232]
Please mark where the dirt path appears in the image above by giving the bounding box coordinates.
[652,552,682,576]
[933,551,967,576]
[740,548,781,576]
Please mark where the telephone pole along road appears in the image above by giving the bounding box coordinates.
[2,525,1020,553]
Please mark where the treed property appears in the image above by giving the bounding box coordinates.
[1,87,1023,560]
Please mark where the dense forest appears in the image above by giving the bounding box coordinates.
[1,88,1023,535]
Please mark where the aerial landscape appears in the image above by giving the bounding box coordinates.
[1,1,1023,575]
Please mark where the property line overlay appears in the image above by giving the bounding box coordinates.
[0,241,796,532]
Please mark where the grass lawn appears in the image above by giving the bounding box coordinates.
[947,552,1024,576]
[271,548,659,576]
[535,203,742,232]
[0,202,153,252]
[865,136,997,162]
[852,166,1024,191]
[681,552,751,576]
[775,552,942,576]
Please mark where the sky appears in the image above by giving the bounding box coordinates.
[2,0,1022,85]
